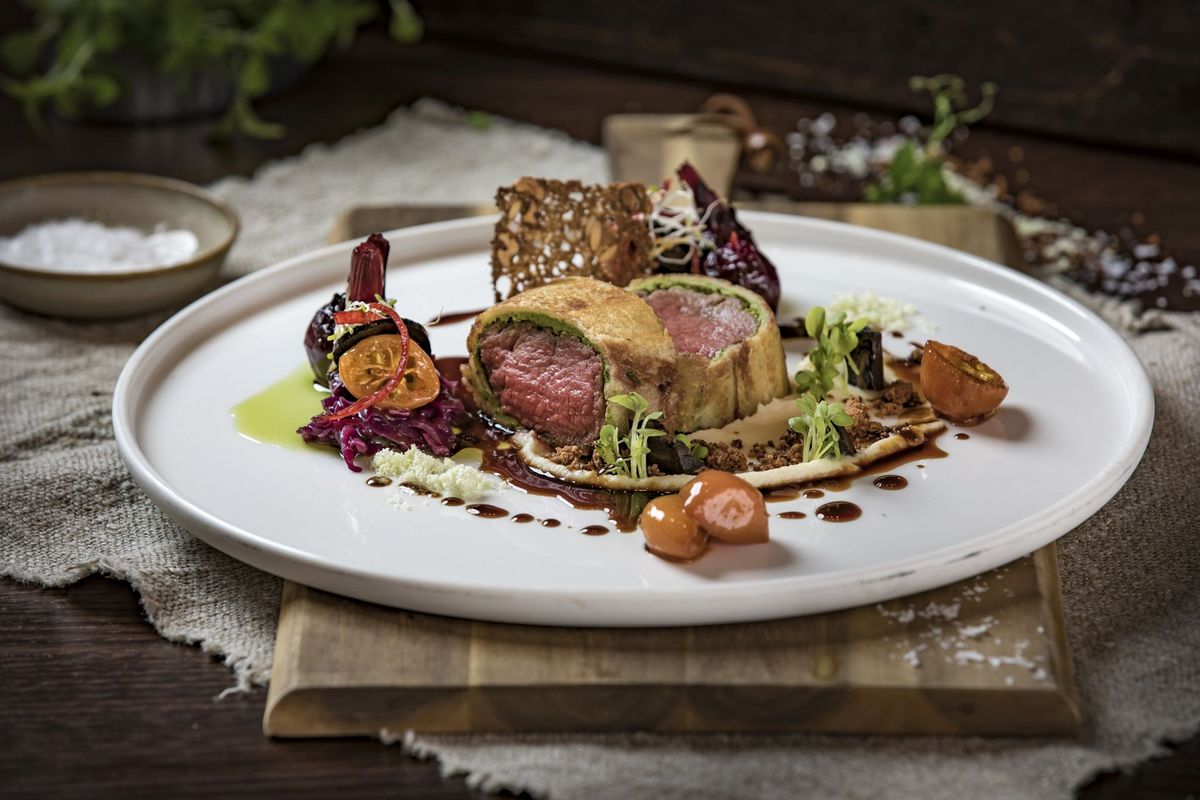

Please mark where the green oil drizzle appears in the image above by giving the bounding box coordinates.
[231,364,327,450]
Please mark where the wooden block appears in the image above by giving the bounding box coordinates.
[269,202,1078,737]
[327,202,496,245]
[265,547,1078,736]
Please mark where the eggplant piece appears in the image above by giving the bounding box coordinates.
[331,318,433,363]
[848,327,885,391]
[837,425,858,457]
[648,435,706,475]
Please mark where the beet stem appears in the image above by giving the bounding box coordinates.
[347,233,389,303]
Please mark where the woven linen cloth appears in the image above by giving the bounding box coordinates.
[1,100,1197,799]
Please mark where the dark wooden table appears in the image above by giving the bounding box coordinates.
[2,30,1197,800]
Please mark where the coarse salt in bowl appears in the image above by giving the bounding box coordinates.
[0,172,238,319]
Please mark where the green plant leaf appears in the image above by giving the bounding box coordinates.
[1,30,45,76]
[389,0,425,44]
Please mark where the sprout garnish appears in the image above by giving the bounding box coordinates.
[793,306,869,400]
[788,395,855,462]
[596,392,667,481]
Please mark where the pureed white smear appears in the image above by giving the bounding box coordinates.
[0,218,199,272]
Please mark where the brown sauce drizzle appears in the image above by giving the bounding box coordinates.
[580,525,609,536]
[873,475,908,490]
[955,432,970,440]
[763,487,802,503]
[511,513,535,523]
[401,482,440,498]
[440,497,465,507]
[365,476,392,487]
[426,308,486,327]
[466,503,507,518]
[540,518,562,528]
[802,488,825,499]
[890,330,904,338]
[778,511,808,520]
[888,356,922,387]
[816,501,862,522]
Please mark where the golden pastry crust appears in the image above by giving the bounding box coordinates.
[627,274,789,431]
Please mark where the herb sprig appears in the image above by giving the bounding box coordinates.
[864,74,997,205]
[596,393,666,481]
[794,306,868,400]
[788,395,855,462]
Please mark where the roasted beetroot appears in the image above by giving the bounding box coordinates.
[303,233,430,385]
[677,162,781,311]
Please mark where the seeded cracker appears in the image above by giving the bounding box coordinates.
[491,178,654,301]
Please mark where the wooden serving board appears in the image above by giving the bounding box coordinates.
[265,202,1077,737]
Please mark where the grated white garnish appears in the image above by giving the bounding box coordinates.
[0,218,199,272]
[372,447,496,500]
[827,291,932,333]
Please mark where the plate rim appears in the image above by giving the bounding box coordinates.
[112,212,1154,625]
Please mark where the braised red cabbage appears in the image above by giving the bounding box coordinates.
[297,374,467,472]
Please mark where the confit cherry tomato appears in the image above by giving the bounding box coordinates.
[919,340,1008,424]
[680,470,769,544]
[640,494,709,561]
[338,334,439,411]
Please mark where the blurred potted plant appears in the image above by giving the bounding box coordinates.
[0,0,423,138]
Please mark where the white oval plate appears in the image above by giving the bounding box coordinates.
[113,213,1152,626]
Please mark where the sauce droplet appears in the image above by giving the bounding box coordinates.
[815,501,862,522]
[763,487,801,502]
[466,503,507,519]
[873,475,908,490]
[891,330,904,338]
[916,464,926,469]
[802,489,825,499]
[365,476,392,487]
[540,518,561,528]
[955,432,970,440]
[441,497,465,506]
[580,525,609,536]
[511,513,535,523]
[778,511,807,520]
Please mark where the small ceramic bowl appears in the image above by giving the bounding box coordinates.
[0,172,238,319]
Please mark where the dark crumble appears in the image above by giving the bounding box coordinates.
[749,430,807,470]
[547,444,597,471]
[703,441,750,472]
[547,443,665,476]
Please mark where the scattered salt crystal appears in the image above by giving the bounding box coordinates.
[954,650,987,664]
[957,622,992,639]
[0,218,199,272]
[1004,676,1015,686]
[901,646,926,668]
[919,601,960,621]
